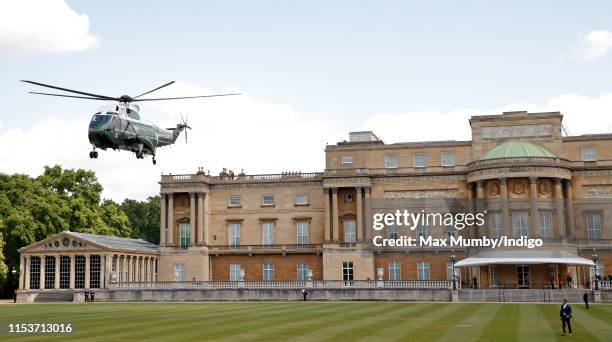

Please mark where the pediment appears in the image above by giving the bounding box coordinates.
[20,232,109,253]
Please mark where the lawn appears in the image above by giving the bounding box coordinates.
[1,302,611,341]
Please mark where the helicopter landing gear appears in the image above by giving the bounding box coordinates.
[152,157,157,165]
[135,151,144,159]
[89,151,98,159]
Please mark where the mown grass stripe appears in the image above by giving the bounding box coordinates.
[436,304,501,342]
[478,303,520,341]
[408,303,483,341]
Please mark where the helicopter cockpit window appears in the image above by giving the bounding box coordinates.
[89,114,113,129]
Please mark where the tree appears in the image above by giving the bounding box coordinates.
[120,196,160,244]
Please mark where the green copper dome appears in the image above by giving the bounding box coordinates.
[480,141,556,160]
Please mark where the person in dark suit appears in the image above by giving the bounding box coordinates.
[583,292,589,309]
[560,298,572,336]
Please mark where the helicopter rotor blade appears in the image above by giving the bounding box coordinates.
[133,81,176,99]
[21,80,118,101]
[132,93,241,102]
[27,92,112,100]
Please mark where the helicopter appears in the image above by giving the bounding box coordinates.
[21,80,240,164]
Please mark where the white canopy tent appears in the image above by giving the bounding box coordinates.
[454,250,595,267]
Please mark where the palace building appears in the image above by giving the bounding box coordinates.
[17,110,612,297]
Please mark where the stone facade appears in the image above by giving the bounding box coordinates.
[155,111,611,289]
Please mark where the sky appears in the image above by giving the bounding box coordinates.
[1,0,612,201]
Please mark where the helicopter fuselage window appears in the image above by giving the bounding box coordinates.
[127,112,140,120]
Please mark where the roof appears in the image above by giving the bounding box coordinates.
[64,231,158,253]
[454,250,594,267]
[480,141,556,160]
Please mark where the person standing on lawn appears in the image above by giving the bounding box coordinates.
[560,298,573,336]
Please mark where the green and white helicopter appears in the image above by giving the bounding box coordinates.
[22,80,239,165]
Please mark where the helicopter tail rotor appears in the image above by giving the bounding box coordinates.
[180,113,192,143]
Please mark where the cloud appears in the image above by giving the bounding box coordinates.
[576,30,612,62]
[0,82,339,201]
[0,0,98,55]
[365,93,612,143]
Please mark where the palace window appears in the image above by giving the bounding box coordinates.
[446,261,454,281]
[385,154,398,169]
[388,223,399,239]
[441,152,455,167]
[512,212,529,237]
[413,153,427,168]
[341,155,353,164]
[389,262,401,281]
[179,223,190,248]
[297,264,309,281]
[74,256,85,289]
[262,195,274,206]
[491,265,499,287]
[582,146,597,161]
[538,211,553,238]
[44,256,55,289]
[90,255,101,288]
[29,256,41,289]
[228,196,241,207]
[263,222,275,246]
[174,263,184,282]
[229,223,241,246]
[416,222,427,238]
[59,256,70,289]
[263,264,275,282]
[343,219,356,243]
[517,265,530,288]
[444,223,455,238]
[417,262,430,280]
[586,213,602,241]
[342,262,354,283]
[295,194,309,205]
[230,264,241,281]
[296,221,309,245]
[489,212,502,238]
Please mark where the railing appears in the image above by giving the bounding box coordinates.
[600,281,612,289]
[108,280,453,290]
[211,244,323,251]
[467,157,569,171]
[161,172,323,184]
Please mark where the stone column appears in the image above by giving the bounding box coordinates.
[167,193,174,246]
[85,254,90,288]
[466,182,474,237]
[190,192,196,245]
[476,180,485,238]
[69,255,75,289]
[54,256,60,289]
[565,180,575,239]
[125,255,130,283]
[529,177,539,238]
[160,194,166,246]
[554,178,566,239]
[39,256,46,289]
[19,255,25,290]
[197,193,204,245]
[500,178,511,237]
[140,257,145,282]
[331,188,339,242]
[324,188,331,242]
[204,193,212,244]
[364,187,372,240]
[356,187,363,241]
[24,256,30,290]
